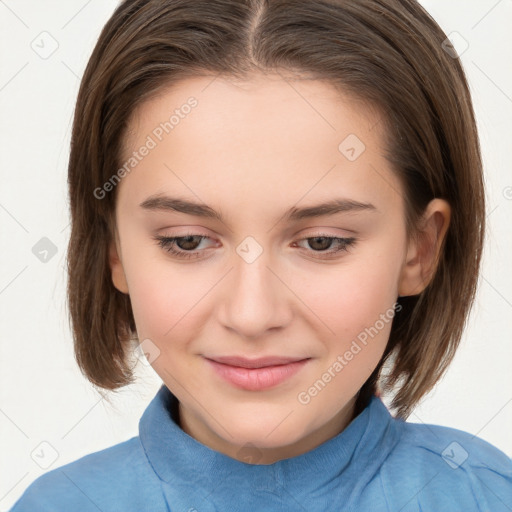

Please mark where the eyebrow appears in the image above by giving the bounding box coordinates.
[139,194,377,222]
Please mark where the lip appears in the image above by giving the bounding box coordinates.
[204,355,311,391]
[207,355,308,368]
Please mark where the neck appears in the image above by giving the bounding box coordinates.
[178,395,358,465]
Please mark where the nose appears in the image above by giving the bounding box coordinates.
[218,243,293,339]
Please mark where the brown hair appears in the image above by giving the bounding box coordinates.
[66,0,485,419]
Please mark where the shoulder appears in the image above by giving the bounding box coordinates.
[9,436,162,512]
[379,418,512,511]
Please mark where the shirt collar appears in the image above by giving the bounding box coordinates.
[139,384,401,495]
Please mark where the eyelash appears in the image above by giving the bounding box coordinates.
[152,232,356,260]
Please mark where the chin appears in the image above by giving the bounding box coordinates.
[215,412,311,450]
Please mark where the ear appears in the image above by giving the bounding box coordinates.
[398,198,451,297]
[109,232,129,294]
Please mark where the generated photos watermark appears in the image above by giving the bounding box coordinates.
[93,96,198,200]
[297,303,402,405]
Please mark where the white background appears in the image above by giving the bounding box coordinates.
[1,1,511,509]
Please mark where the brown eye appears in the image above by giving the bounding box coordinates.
[174,235,203,251]
[295,235,357,259]
[152,233,213,260]
[307,237,335,251]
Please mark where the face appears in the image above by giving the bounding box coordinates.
[109,73,424,464]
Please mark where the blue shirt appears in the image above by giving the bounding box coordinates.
[10,384,512,511]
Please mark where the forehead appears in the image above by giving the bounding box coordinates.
[123,73,381,152]
[117,73,402,217]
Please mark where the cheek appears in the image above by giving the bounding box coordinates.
[292,259,400,409]
[301,252,401,335]
[125,262,213,381]
[120,240,206,347]
[294,243,402,383]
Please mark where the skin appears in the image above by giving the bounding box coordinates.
[109,73,450,464]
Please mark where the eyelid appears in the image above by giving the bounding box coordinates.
[153,230,357,261]
[154,229,353,244]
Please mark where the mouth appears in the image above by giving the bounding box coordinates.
[203,355,311,391]
[207,355,309,368]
